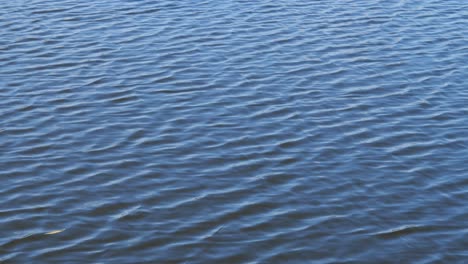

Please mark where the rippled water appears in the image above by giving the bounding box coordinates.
[1,0,468,263]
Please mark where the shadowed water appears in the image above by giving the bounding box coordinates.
[1,0,468,263]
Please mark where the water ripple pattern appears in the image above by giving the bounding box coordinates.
[1,0,468,263]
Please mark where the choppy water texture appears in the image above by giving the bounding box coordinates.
[1,0,468,263]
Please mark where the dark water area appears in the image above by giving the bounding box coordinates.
[1,0,468,263]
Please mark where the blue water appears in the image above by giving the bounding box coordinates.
[1,0,468,263]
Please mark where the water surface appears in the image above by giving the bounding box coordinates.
[1,0,468,263]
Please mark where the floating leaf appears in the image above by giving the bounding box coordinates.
[46,229,65,235]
